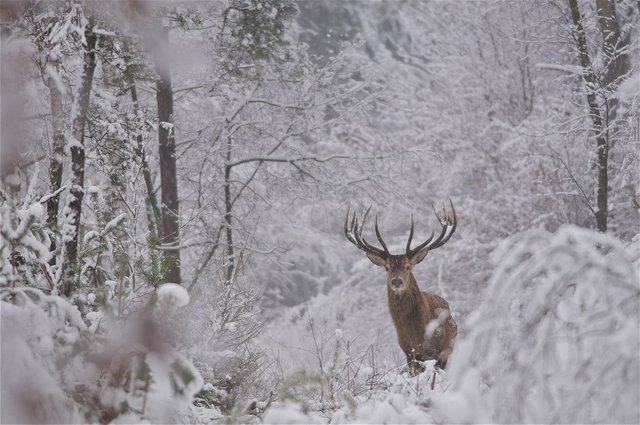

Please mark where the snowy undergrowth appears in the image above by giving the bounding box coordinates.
[0,284,202,424]
[264,361,445,424]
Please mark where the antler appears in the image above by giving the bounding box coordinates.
[406,199,457,257]
[344,204,390,258]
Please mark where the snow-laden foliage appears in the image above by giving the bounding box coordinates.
[263,356,446,424]
[435,226,640,424]
[0,284,202,424]
[1,287,86,424]
[185,275,265,413]
[0,178,52,288]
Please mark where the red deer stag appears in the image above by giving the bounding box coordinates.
[344,201,458,375]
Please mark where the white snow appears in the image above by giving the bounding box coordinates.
[157,283,190,308]
[83,230,100,243]
[86,185,101,194]
[92,28,116,37]
[27,202,45,221]
[618,71,640,102]
[4,174,20,187]
[102,213,126,235]
[159,121,174,131]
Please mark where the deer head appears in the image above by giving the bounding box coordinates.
[344,201,457,294]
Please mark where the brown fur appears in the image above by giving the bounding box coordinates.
[386,272,457,372]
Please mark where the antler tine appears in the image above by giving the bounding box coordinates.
[344,204,366,251]
[352,216,367,250]
[408,225,435,256]
[436,199,457,245]
[406,204,438,255]
[374,214,390,255]
[432,202,444,225]
[358,205,372,246]
[405,213,415,255]
[343,204,357,246]
[357,206,388,256]
[344,204,387,257]
[425,199,458,250]
[408,200,457,256]
[427,209,451,247]
[361,205,372,231]
[343,203,351,231]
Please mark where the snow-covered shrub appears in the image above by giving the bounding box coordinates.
[184,274,265,413]
[0,283,203,424]
[327,390,436,424]
[277,316,393,414]
[262,312,448,422]
[1,287,86,423]
[264,361,445,424]
[434,225,640,424]
[0,175,52,289]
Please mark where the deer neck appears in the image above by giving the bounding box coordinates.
[387,273,425,318]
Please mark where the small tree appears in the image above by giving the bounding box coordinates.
[566,0,633,232]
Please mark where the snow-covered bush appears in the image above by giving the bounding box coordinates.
[264,361,445,424]
[1,287,86,423]
[434,225,640,424]
[261,310,450,423]
[0,283,202,424]
[0,175,52,289]
[185,274,266,414]
[275,315,394,413]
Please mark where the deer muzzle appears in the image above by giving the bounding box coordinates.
[390,277,403,288]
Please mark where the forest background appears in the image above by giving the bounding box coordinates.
[1,0,639,423]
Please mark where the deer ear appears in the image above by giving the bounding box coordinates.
[409,248,429,265]
[366,252,387,267]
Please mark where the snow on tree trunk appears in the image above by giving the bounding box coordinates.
[567,0,609,233]
[596,0,631,118]
[59,16,97,297]
[45,66,65,224]
[45,61,65,264]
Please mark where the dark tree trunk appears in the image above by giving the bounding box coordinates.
[45,62,65,268]
[45,67,65,231]
[595,0,630,92]
[224,143,234,283]
[155,26,181,285]
[567,0,608,232]
[594,0,633,233]
[60,19,97,296]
